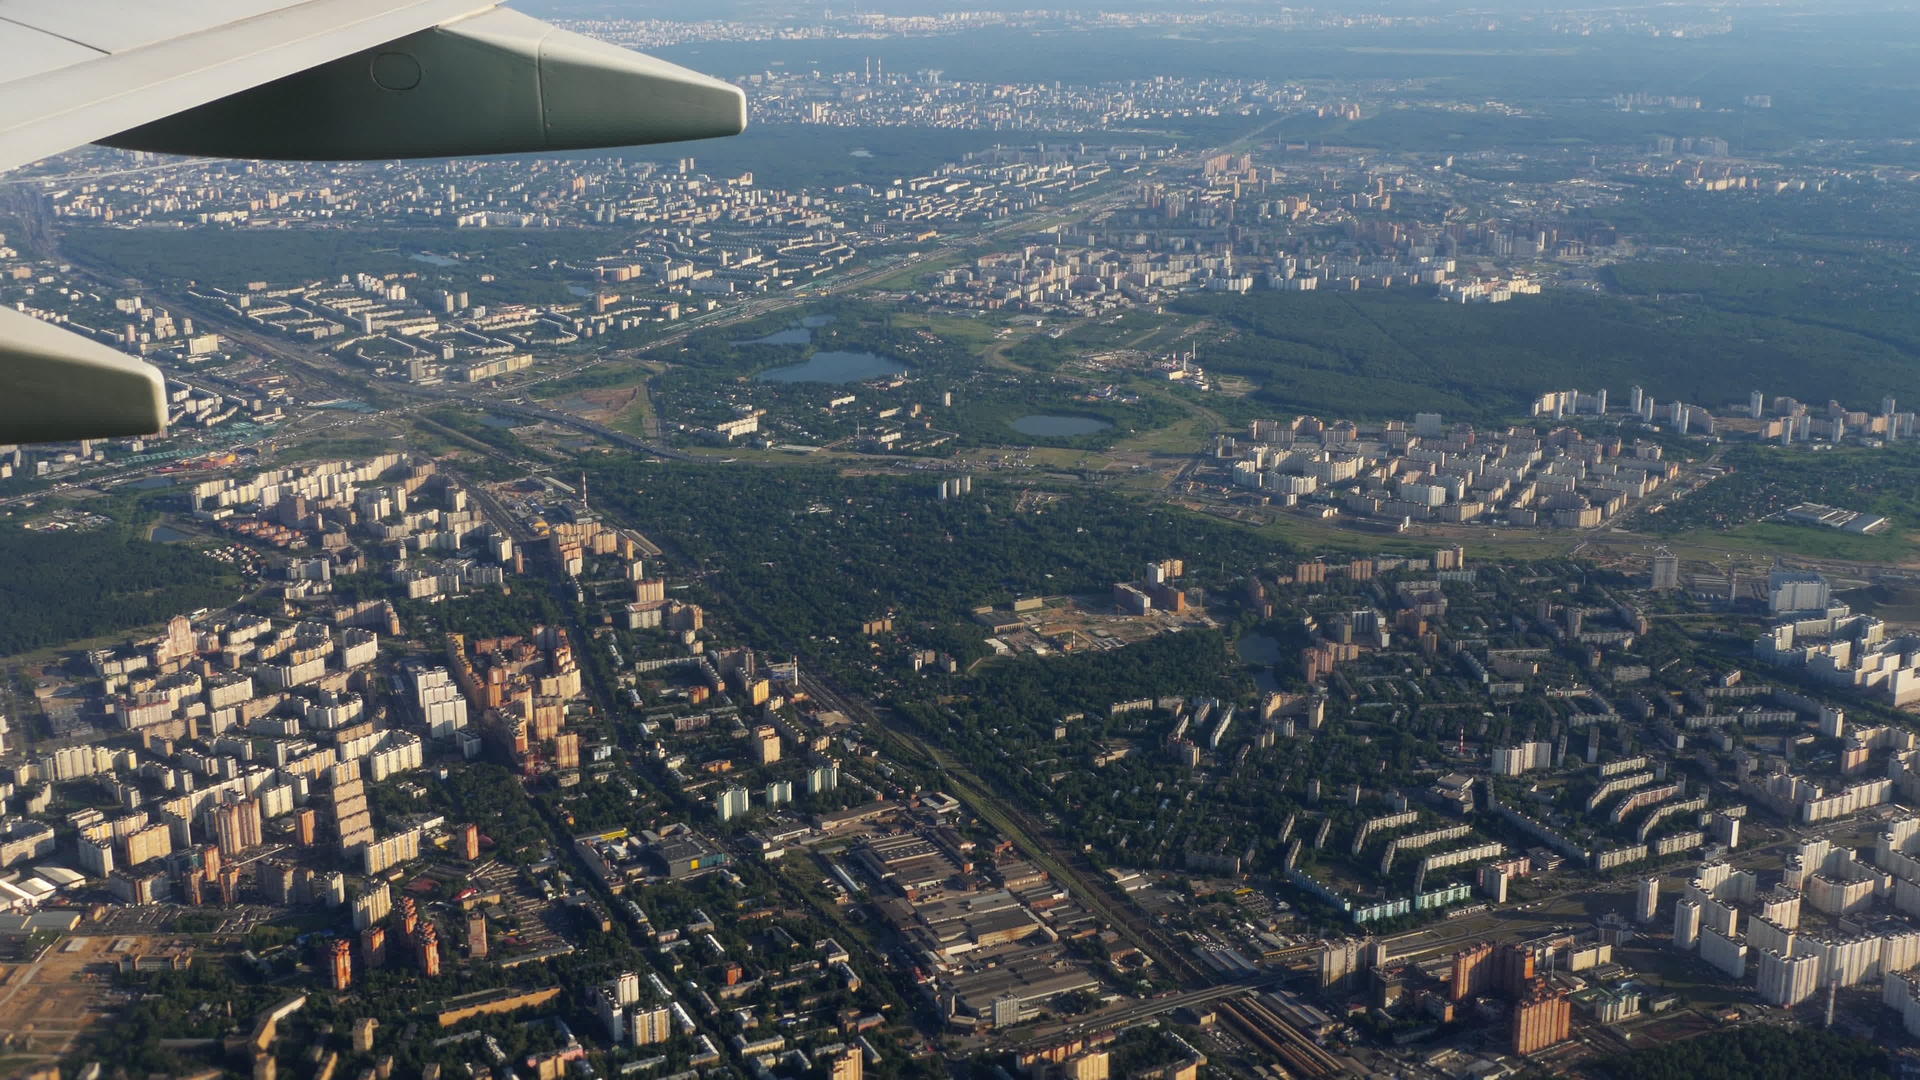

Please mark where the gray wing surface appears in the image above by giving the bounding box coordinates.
[0,0,745,443]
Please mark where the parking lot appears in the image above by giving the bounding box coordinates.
[79,903,278,938]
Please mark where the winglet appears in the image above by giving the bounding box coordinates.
[0,307,166,443]
[533,17,748,148]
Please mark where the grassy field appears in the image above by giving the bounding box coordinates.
[1667,523,1918,566]
[1246,512,1580,560]
[676,445,844,464]
[1111,415,1209,455]
[529,354,659,401]
[1839,584,1920,626]
[1614,943,1754,1009]
[860,249,974,292]
[605,363,666,438]
[889,309,1006,350]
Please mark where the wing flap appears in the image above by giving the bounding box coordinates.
[0,19,105,80]
[0,0,304,54]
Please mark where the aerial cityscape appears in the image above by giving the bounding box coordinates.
[6,2,1920,1080]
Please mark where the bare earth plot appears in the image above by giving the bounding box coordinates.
[0,935,143,1061]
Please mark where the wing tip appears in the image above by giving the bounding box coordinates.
[0,308,168,443]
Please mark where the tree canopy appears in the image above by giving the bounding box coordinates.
[1596,1024,1889,1080]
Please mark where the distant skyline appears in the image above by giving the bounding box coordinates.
[522,0,1920,18]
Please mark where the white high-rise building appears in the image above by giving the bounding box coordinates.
[1651,550,1680,590]
[1768,571,1830,615]
[1886,970,1920,1037]
[1748,916,1794,958]
[1673,898,1702,951]
[1700,926,1746,979]
[412,666,470,739]
[715,786,751,822]
[1818,934,1882,988]
[1883,928,1920,975]
[1713,812,1742,850]
[1492,741,1553,777]
[1756,949,1819,1007]
[807,763,840,795]
[351,882,392,930]
[1635,877,1660,923]
[608,971,642,1007]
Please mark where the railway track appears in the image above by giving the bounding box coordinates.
[1216,996,1343,1080]
[797,671,1215,987]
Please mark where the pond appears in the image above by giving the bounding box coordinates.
[410,252,459,266]
[1010,415,1113,437]
[755,350,907,384]
[150,525,192,543]
[477,414,522,429]
[567,285,594,298]
[1237,634,1283,666]
[130,476,175,490]
[1238,633,1282,693]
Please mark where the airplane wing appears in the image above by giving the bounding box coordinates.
[0,0,747,444]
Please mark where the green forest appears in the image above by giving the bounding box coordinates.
[581,460,1287,676]
[1171,286,1920,422]
[61,225,611,307]
[1651,444,1920,540]
[0,526,239,655]
[1597,1024,1889,1080]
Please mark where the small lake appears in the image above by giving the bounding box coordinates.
[1238,633,1282,693]
[567,285,594,298]
[131,476,175,490]
[1237,634,1283,666]
[410,252,459,266]
[756,350,907,384]
[1010,415,1113,437]
[734,315,833,347]
[150,525,192,543]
